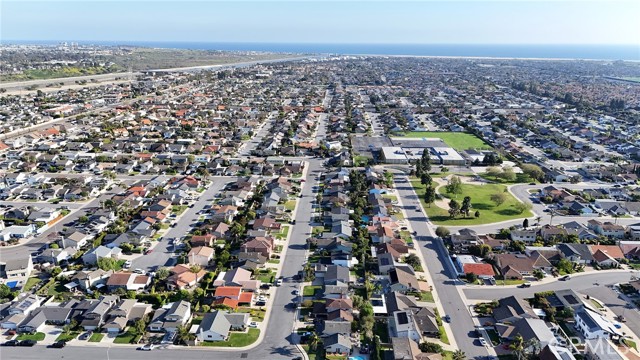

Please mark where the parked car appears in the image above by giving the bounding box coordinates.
[2,340,18,346]
[49,341,66,348]
[137,344,155,351]
[479,337,488,347]
[519,282,531,288]
[79,331,92,340]
[249,322,259,328]
[18,340,36,347]
[560,275,570,281]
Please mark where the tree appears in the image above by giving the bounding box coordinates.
[405,254,422,270]
[521,164,544,182]
[465,272,478,283]
[189,265,202,282]
[97,257,118,271]
[556,258,574,274]
[514,201,533,214]
[0,284,13,300]
[359,302,375,339]
[445,176,463,195]
[533,269,545,280]
[452,350,467,360]
[424,186,436,207]
[307,332,319,352]
[448,199,461,218]
[50,266,62,277]
[485,166,502,179]
[421,149,431,172]
[134,318,146,335]
[522,218,529,229]
[499,166,517,182]
[490,192,507,207]
[421,172,432,186]
[460,196,472,217]
[435,226,450,238]
[49,243,59,249]
[419,341,443,353]
[155,267,170,281]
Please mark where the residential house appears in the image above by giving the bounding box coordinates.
[106,272,150,292]
[187,246,215,266]
[149,300,192,333]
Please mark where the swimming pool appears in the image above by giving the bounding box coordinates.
[349,356,366,360]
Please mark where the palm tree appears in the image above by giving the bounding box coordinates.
[189,265,202,282]
[307,332,319,352]
[452,350,467,360]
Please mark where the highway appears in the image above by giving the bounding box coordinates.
[394,174,491,359]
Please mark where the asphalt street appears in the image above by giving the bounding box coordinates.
[394,174,490,359]
[131,177,233,271]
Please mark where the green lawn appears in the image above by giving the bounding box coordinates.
[89,333,104,342]
[500,279,526,286]
[201,328,260,347]
[113,330,140,344]
[439,325,450,344]
[256,272,275,284]
[237,307,266,322]
[273,225,290,239]
[285,200,297,211]
[590,299,604,309]
[56,332,80,342]
[302,345,317,360]
[268,259,280,264]
[17,332,45,341]
[419,291,435,302]
[400,131,492,151]
[23,277,41,292]
[303,285,322,297]
[172,205,188,215]
[411,179,532,225]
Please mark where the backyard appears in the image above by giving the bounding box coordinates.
[400,131,492,151]
[411,179,532,225]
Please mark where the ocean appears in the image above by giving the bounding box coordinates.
[8,41,640,61]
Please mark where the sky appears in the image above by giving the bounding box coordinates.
[1,0,639,45]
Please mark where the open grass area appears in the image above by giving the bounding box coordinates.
[56,331,80,342]
[23,277,41,292]
[500,278,526,286]
[285,200,297,211]
[113,330,141,344]
[17,332,46,341]
[89,333,104,342]
[411,179,532,225]
[303,285,322,297]
[268,258,280,264]
[400,131,492,151]
[201,328,260,347]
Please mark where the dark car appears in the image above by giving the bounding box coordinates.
[49,341,66,348]
[560,275,570,281]
[2,340,19,346]
[18,340,37,347]
[529,182,536,185]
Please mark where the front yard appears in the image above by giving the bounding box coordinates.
[201,328,260,347]
[113,329,142,344]
[16,332,45,341]
[89,333,105,342]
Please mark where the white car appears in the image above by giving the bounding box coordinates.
[248,322,258,328]
[479,337,488,347]
[137,344,155,351]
